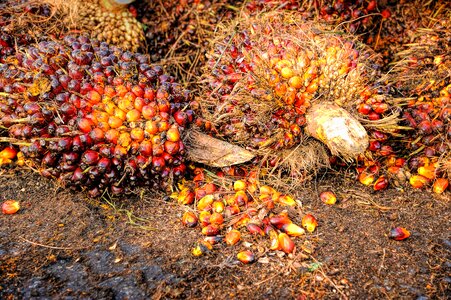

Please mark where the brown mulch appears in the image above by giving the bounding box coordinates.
[1,170,449,299]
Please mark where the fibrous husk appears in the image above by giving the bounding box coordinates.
[198,10,386,176]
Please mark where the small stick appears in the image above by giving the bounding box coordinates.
[20,236,87,250]
[0,137,31,146]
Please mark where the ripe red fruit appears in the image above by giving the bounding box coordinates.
[373,175,388,191]
[388,227,410,241]
[152,156,165,171]
[78,117,95,133]
[82,150,100,165]
[357,103,372,115]
[367,0,377,11]
[381,9,391,19]
[164,140,180,155]
[173,110,188,126]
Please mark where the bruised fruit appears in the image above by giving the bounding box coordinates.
[182,211,198,228]
[192,240,213,257]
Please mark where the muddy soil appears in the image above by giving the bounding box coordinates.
[0,169,449,299]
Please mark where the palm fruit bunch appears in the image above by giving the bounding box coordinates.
[244,0,392,35]
[386,19,451,194]
[75,0,145,52]
[134,0,234,77]
[0,36,194,197]
[173,167,318,259]
[199,11,386,176]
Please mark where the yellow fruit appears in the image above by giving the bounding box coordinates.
[359,171,375,186]
[197,194,214,211]
[432,178,449,194]
[301,214,318,233]
[277,195,296,206]
[320,191,337,205]
[212,200,225,213]
[409,175,429,189]
[288,75,303,89]
[417,165,436,180]
[237,250,255,264]
[225,230,241,246]
[278,233,295,254]
[233,180,247,191]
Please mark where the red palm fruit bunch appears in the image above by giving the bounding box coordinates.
[199,11,386,176]
[384,16,451,193]
[0,36,194,197]
[174,168,317,258]
[244,0,391,36]
[133,0,234,77]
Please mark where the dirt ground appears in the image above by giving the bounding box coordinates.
[0,168,449,299]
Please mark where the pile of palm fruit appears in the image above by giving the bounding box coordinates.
[0,36,194,196]
[348,1,450,194]
[172,166,319,261]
